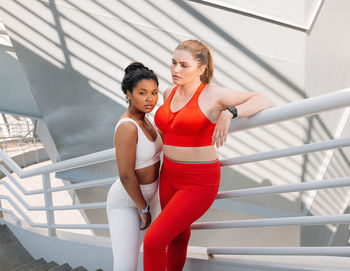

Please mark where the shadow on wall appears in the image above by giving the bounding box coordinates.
[11,41,123,181]
[0,49,42,118]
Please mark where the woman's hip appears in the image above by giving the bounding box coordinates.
[107,178,158,210]
[160,155,221,187]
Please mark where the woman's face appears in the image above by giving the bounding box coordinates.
[127,79,158,113]
[171,50,204,85]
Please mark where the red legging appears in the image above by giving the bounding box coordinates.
[143,156,220,271]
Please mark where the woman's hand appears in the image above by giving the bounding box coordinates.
[140,212,152,230]
[212,110,232,148]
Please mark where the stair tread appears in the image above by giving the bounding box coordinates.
[31,261,59,271]
[71,267,88,271]
[0,224,20,244]
[49,263,72,271]
[0,225,34,270]
[12,258,47,271]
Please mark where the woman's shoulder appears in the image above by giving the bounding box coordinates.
[113,118,138,146]
[205,83,226,92]
[203,84,228,97]
[163,85,176,101]
[115,118,139,133]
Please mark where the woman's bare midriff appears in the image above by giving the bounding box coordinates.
[135,161,160,185]
[163,145,218,162]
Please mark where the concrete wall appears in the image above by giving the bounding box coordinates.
[301,0,350,246]
[0,42,42,119]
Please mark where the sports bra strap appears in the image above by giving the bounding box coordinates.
[113,118,140,145]
[113,117,162,170]
[114,118,138,133]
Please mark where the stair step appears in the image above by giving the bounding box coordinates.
[71,267,88,271]
[0,224,17,244]
[0,242,34,269]
[31,261,59,271]
[0,225,34,270]
[49,263,72,271]
[12,258,47,271]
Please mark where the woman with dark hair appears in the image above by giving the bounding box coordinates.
[143,40,274,270]
[106,62,161,271]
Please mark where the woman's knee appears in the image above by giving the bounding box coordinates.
[143,227,166,250]
[169,228,191,247]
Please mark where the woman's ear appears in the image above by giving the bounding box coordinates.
[126,90,132,101]
[198,65,206,76]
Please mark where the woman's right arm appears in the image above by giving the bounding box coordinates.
[114,122,151,229]
[155,86,173,140]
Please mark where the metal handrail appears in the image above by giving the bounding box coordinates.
[192,214,350,230]
[0,148,115,178]
[228,88,350,133]
[0,88,350,248]
[220,137,350,166]
[53,223,108,230]
[0,208,21,226]
[47,177,115,193]
[0,164,115,196]
[216,177,350,199]
[207,247,350,256]
[0,165,44,195]
[49,202,106,211]
[0,181,45,210]
[0,196,46,228]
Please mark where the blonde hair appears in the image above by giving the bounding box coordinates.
[175,40,214,84]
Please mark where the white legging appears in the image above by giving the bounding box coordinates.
[106,178,158,271]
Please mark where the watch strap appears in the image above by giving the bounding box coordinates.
[138,203,150,213]
[227,106,238,119]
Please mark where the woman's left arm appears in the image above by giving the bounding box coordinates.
[212,86,273,147]
[216,86,274,117]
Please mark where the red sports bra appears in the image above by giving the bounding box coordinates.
[154,83,216,147]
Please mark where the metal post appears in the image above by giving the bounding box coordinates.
[20,137,25,167]
[34,137,39,163]
[42,173,56,237]
[0,200,3,218]
[1,114,10,138]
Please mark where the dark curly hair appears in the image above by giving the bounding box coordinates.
[121,62,159,94]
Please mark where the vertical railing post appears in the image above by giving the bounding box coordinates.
[0,200,3,218]
[34,137,39,163]
[42,173,56,237]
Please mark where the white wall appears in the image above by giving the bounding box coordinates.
[302,0,350,246]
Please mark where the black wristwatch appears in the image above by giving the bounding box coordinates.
[227,106,238,119]
[138,204,150,213]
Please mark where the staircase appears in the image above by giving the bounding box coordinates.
[0,224,90,271]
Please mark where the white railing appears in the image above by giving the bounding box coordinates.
[1,123,40,153]
[0,88,350,254]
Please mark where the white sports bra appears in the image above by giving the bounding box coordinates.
[114,117,162,170]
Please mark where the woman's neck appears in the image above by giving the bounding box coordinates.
[178,78,203,96]
[126,107,146,121]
